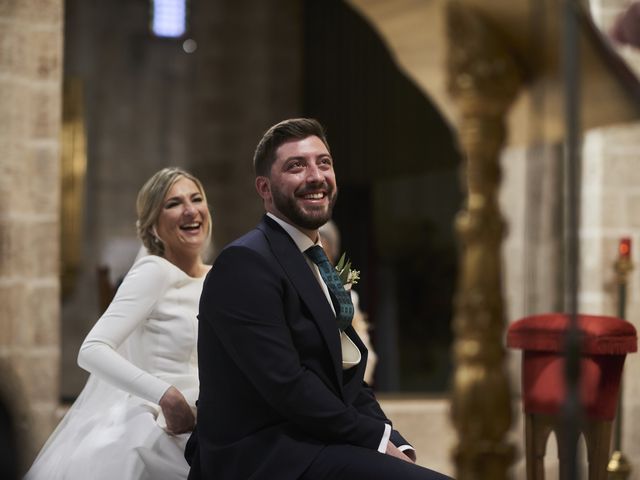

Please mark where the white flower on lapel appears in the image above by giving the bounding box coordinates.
[335,252,360,291]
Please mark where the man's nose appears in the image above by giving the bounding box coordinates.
[306,163,323,183]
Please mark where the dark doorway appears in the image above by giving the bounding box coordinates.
[303,0,462,393]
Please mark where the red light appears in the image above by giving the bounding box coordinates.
[619,238,632,259]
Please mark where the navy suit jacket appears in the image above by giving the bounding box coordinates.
[186,216,409,479]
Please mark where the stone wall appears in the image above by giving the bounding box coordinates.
[187,0,302,250]
[501,145,565,326]
[580,124,640,477]
[500,143,567,478]
[60,0,302,399]
[586,2,640,476]
[0,0,64,469]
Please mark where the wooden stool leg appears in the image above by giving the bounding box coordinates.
[584,420,612,480]
[526,414,552,480]
[555,419,582,480]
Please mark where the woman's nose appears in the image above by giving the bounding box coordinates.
[183,203,196,216]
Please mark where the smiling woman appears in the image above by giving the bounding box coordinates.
[26,167,212,480]
[151,177,211,277]
[135,169,213,279]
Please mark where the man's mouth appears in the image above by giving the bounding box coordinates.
[301,192,325,200]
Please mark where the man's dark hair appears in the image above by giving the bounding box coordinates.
[253,118,330,177]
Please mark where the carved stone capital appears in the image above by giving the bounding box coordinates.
[447,1,524,118]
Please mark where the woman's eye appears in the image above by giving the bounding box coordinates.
[164,201,179,209]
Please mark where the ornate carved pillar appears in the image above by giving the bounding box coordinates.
[446,3,524,479]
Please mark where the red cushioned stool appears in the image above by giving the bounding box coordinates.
[507,313,637,480]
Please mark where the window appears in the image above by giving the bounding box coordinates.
[151,0,187,38]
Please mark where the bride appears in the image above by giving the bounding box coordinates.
[26,167,212,480]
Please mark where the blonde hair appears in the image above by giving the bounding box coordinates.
[136,167,212,256]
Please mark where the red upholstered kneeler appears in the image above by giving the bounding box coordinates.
[507,314,637,480]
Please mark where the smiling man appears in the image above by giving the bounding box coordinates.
[186,118,451,480]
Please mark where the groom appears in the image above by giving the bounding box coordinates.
[186,118,450,479]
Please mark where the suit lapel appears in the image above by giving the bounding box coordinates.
[257,216,344,390]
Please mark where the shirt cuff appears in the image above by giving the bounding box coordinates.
[398,444,415,452]
[377,423,392,453]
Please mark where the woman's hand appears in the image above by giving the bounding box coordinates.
[159,386,196,434]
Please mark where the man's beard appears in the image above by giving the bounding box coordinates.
[272,185,337,230]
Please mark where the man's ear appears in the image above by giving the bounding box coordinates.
[255,176,271,201]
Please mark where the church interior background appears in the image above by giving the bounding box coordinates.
[3,0,640,478]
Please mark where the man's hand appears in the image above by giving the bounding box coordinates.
[403,448,417,462]
[159,386,196,434]
[385,441,414,463]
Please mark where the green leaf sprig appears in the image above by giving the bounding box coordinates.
[335,252,360,287]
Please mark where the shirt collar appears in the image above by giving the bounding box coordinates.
[266,212,321,253]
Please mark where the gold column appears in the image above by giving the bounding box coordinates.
[60,78,87,297]
[446,3,524,479]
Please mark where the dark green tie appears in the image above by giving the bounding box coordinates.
[305,245,354,331]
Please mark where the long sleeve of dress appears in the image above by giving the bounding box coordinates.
[77,256,173,404]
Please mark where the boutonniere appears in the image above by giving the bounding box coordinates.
[335,252,360,291]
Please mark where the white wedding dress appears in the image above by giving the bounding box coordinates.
[26,255,207,480]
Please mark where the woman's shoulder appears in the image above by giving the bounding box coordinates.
[130,254,175,274]
[131,255,209,284]
[121,255,182,291]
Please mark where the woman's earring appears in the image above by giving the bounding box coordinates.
[151,226,162,245]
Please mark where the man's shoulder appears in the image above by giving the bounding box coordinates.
[216,223,272,265]
[222,220,270,253]
[227,227,266,249]
[215,216,303,270]
[224,216,289,252]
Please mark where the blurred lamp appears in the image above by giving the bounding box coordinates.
[151,0,187,38]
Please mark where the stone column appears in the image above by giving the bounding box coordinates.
[0,0,65,469]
